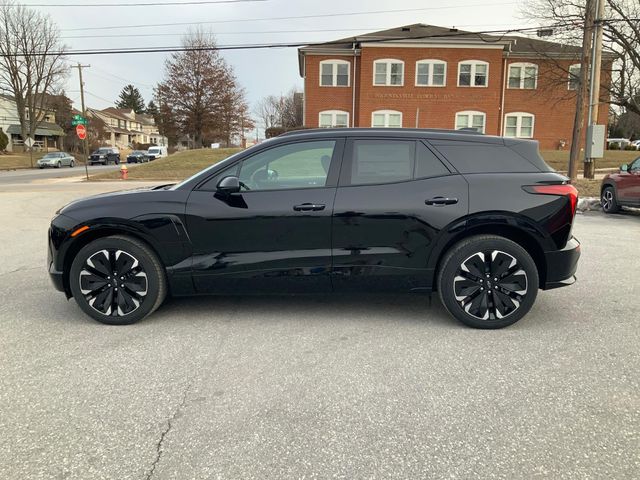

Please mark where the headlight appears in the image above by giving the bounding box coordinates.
[99,155,105,158]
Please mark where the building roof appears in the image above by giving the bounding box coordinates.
[135,113,156,126]
[298,23,617,75]
[6,122,64,137]
[100,107,136,121]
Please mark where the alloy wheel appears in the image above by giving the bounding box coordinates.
[79,249,148,317]
[453,250,528,320]
[601,189,613,211]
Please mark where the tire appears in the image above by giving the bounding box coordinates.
[56,161,61,168]
[437,235,539,329]
[601,186,620,214]
[69,235,167,325]
[69,159,75,168]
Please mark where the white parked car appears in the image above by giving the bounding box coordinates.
[630,140,640,150]
[147,146,168,160]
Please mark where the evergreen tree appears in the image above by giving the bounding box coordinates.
[145,100,159,117]
[115,84,145,113]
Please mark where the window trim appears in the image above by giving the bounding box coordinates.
[503,112,535,138]
[319,59,350,87]
[457,60,489,88]
[454,110,486,133]
[568,63,581,91]
[371,109,403,128]
[415,59,447,87]
[318,110,350,128]
[373,58,405,86]
[507,62,538,89]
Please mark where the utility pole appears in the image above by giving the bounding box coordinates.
[71,63,90,181]
[568,0,595,182]
[584,0,606,179]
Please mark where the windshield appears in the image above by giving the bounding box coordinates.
[148,148,160,153]
[131,151,144,155]
[171,150,245,190]
[43,153,60,158]
[95,148,110,154]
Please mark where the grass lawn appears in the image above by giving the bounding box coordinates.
[572,179,602,198]
[541,150,638,172]
[91,148,242,181]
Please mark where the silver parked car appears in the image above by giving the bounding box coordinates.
[37,152,76,169]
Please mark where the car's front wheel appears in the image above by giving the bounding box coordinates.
[69,159,75,168]
[69,235,167,325]
[437,235,539,329]
[601,186,620,214]
[56,161,61,168]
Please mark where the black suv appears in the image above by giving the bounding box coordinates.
[48,129,580,328]
[88,147,120,165]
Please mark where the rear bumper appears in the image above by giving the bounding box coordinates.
[542,236,580,290]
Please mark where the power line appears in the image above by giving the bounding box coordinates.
[5,0,265,6]
[90,66,155,88]
[1,22,585,58]
[61,3,519,31]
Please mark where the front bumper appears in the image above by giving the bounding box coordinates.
[542,236,581,290]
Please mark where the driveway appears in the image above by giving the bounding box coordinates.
[0,183,638,479]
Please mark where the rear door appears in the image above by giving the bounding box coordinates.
[185,138,344,293]
[331,138,468,292]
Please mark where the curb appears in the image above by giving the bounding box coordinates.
[577,197,601,213]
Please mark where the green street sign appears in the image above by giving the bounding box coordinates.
[72,114,84,120]
[71,118,88,126]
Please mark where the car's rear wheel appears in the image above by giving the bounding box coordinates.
[69,235,167,325]
[437,235,539,329]
[601,186,620,214]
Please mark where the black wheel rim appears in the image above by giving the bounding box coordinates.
[79,249,148,317]
[601,189,613,211]
[453,250,528,321]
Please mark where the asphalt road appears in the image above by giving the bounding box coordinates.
[0,183,638,479]
[0,163,129,186]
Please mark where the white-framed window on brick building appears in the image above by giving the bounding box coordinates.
[373,59,404,86]
[455,111,486,133]
[504,112,535,138]
[319,60,350,87]
[568,63,581,90]
[458,60,489,87]
[319,110,349,128]
[508,63,538,89]
[415,60,447,86]
[372,110,403,128]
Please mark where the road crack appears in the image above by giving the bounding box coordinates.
[144,381,192,480]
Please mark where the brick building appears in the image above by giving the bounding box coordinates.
[298,24,614,150]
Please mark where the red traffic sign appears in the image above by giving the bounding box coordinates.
[76,124,87,140]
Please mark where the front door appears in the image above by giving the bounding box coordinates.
[618,157,640,205]
[185,138,344,293]
[331,138,468,292]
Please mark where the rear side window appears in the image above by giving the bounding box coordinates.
[415,142,451,179]
[430,141,538,173]
[350,140,415,185]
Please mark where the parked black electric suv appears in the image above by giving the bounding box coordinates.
[48,128,580,328]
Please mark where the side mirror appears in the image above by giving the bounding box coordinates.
[620,164,628,172]
[217,176,241,195]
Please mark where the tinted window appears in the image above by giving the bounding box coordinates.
[350,140,415,185]
[238,140,336,191]
[415,142,450,178]
[431,141,537,173]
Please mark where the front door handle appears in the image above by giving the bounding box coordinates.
[425,196,459,206]
[293,203,326,211]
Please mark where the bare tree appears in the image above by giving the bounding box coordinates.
[254,88,303,134]
[157,29,246,148]
[524,0,640,115]
[0,2,67,144]
[254,95,281,131]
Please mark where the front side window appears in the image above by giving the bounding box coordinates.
[455,111,486,133]
[458,61,488,87]
[416,60,447,86]
[238,140,336,191]
[504,113,535,138]
[350,140,415,185]
[371,110,402,128]
[568,63,581,90]
[508,63,538,89]
[319,110,349,128]
[320,60,350,87]
[374,59,404,86]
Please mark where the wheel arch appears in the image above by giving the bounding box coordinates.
[430,218,548,290]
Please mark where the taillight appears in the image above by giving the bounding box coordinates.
[524,183,579,216]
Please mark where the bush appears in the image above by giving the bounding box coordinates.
[265,126,310,138]
[0,129,8,151]
[624,144,637,151]
[608,143,620,150]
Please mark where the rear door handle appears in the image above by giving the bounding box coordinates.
[293,203,326,211]
[425,196,458,206]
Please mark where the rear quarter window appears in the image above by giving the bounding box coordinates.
[430,141,540,173]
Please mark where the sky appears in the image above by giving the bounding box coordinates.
[34,0,529,120]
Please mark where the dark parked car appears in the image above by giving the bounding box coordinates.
[601,156,640,212]
[48,128,580,328]
[88,147,120,165]
[127,150,150,164]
